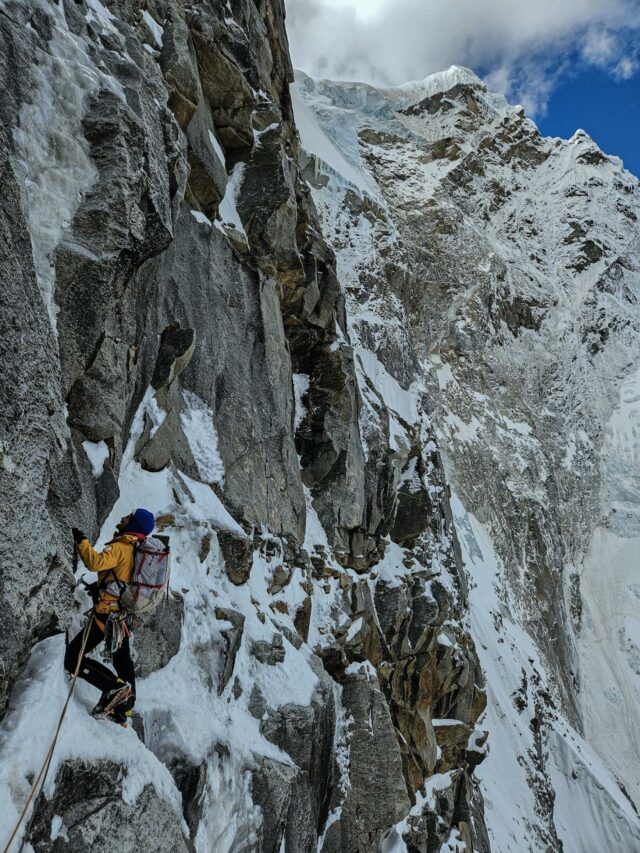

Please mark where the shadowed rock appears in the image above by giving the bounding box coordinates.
[28,760,191,852]
[151,322,196,390]
[218,531,253,585]
[134,592,184,678]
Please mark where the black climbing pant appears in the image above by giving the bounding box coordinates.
[64,617,136,705]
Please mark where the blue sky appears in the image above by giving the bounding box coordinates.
[537,66,640,177]
[285,0,640,177]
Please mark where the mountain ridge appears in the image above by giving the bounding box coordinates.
[293,66,640,850]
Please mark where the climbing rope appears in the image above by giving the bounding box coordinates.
[2,614,94,853]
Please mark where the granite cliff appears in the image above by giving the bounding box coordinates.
[1,2,640,851]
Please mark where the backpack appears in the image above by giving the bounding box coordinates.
[119,534,171,616]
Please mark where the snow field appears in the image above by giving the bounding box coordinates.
[453,496,640,852]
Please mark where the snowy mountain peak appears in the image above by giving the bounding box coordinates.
[395,64,485,99]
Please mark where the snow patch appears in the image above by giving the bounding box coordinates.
[141,10,163,47]
[208,130,226,167]
[356,347,418,425]
[82,440,109,478]
[180,390,225,486]
[191,210,212,227]
[293,373,310,432]
[217,163,246,235]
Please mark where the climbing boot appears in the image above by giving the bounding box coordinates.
[106,708,133,728]
[91,680,133,720]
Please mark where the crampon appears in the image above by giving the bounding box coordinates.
[91,683,133,726]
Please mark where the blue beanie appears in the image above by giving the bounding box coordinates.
[122,508,155,536]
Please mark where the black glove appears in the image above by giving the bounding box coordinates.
[72,527,87,544]
[81,578,100,605]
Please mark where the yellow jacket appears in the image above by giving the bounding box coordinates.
[77,534,140,613]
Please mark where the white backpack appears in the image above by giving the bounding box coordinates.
[119,535,171,615]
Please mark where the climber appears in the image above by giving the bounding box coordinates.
[64,508,155,724]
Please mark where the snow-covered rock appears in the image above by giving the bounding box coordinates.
[0,3,487,852]
[3,0,637,847]
[294,65,640,851]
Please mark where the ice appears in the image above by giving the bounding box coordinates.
[12,0,107,332]
[394,65,482,100]
[193,751,261,852]
[10,0,129,333]
[290,82,378,196]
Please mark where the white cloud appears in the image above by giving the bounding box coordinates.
[581,28,619,66]
[284,0,640,115]
[615,55,639,79]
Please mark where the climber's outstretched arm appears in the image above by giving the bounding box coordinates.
[74,531,119,573]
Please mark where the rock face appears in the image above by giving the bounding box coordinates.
[3,3,638,853]
[0,4,488,852]
[27,760,190,853]
[325,666,411,852]
[134,592,184,678]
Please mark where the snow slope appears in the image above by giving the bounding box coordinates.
[579,362,640,807]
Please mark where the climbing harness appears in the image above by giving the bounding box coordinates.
[1,614,94,853]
